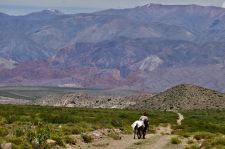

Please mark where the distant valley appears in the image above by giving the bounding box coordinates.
[0,4,225,92]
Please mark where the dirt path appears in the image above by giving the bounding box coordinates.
[76,112,186,149]
[79,125,185,149]
[167,110,184,125]
[108,112,185,149]
[104,134,141,149]
[177,112,184,125]
[105,125,174,149]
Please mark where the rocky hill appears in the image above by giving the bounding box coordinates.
[31,84,225,110]
[132,84,225,110]
[0,4,225,92]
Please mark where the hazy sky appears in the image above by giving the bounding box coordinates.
[1,0,225,15]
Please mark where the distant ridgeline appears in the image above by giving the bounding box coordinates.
[0,4,225,92]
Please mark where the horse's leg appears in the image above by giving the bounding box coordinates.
[143,121,148,139]
[134,125,137,139]
[141,126,145,139]
[141,128,144,139]
[143,130,146,139]
[138,128,141,139]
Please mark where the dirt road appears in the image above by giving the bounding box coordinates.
[86,126,185,149]
[177,112,184,125]
[75,112,186,149]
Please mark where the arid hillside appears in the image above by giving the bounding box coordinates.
[32,84,225,110]
[132,84,225,110]
[34,93,153,109]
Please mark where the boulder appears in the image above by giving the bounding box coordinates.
[46,139,56,145]
[1,143,12,149]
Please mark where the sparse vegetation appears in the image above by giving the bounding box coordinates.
[0,128,8,137]
[81,134,93,143]
[176,110,225,135]
[2,104,225,148]
[64,136,77,145]
[201,136,225,149]
[108,132,121,140]
[193,132,215,140]
[171,137,181,144]
[51,134,65,146]
[176,110,225,148]
[0,104,177,147]
[185,145,201,149]
[134,84,225,110]
[187,139,194,144]
[134,141,146,145]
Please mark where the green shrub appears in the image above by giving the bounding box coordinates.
[20,142,33,149]
[0,128,9,137]
[213,137,225,146]
[0,104,179,146]
[0,138,4,144]
[202,137,225,149]
[111,119,123,127]
[26,130,36,143]
[108,132,121,140]
[42,143,51,149]
[171,137,181,144]
[36,127,50,146]
[81,134,93,143]
[64,136,77,145]
[182,133,190,138]
[5,115,18,124]
[11,144,20,149]
[41,113,74,124]
[0,116,6,125]
[173,125,184,130]
[193,132,214,140]
[187,139,194,144]
[62,126,82,135]
[26,125,50,147]
[32,118,42,125]
[14,127,25,137]
[7,137,24,145]
[20,116,32,123]
[179,110,225,135]
[51,134,65,147]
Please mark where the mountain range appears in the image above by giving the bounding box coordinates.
[0,3,225,92]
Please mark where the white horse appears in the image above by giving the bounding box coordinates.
[131,120,145,139]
